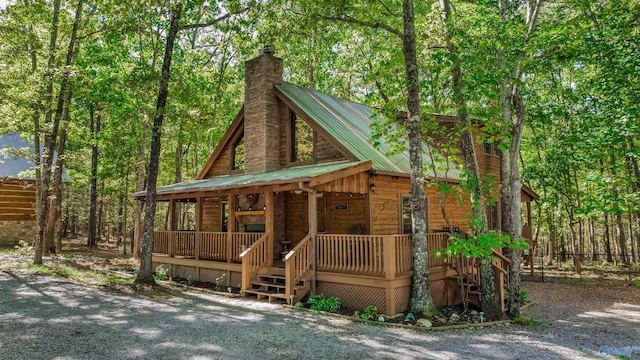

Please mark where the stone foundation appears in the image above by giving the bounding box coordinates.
[0,221,36,248]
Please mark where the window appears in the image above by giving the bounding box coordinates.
[221,201,229,232]
[483,141,493,155]
[401,195,429,234]
[232,133,244,170]
[290,111,313,162]
[487,202,500,230]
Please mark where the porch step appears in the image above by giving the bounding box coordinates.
[252,281,285,289]
[243,289,289,302]
[244,272,311,304]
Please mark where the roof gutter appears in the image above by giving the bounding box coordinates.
[298,181,317,296]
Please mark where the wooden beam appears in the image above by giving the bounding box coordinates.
[265,191,274,266]
[0,214,35,221]
[309,160,372,187]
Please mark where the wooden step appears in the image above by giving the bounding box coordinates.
[243,289,289,303]
[258,274,286,281]
[252,281,286,289]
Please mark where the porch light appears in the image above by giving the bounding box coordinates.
[293,190,303,195]
[263,205,266,211]
[370,183,376,193]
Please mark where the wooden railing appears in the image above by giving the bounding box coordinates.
[426,232,450,268]
[316,234,385,275]
[198,232,227,261]
[239,233,271,293]
[284,234,312,302]
[395,234,412,274]
[153,231,170,254]
[152,231,264,262]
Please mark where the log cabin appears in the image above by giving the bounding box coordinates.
[134,46,537,315]
[0,132,37,248]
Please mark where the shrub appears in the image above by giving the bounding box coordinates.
[14,240,34,255]
[155,265,168,281]
[308,294,341,313]
[354,305,378,320]
[215,273,226,291]
[187,274,196,286]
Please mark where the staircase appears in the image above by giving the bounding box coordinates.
[243,267,311,303]
[446,247,511,311]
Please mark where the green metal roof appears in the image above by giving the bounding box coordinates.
[276,83,462,180]
[135,161,366,197]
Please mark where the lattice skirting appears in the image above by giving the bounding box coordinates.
[200,268,226,284]
[317,282,387,314]
[395,286,410,314]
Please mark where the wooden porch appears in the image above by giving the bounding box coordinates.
[152,230,511,315]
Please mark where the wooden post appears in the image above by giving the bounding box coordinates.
[265,191,274,266]
[497,270,505,313]
[168,199,176,257]
[527,201,534,276]
[195,197,202,261]
[384,235,397,316]
[228,195,237,263]
[308,189,317,295]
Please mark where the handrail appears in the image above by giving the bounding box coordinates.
[284,234,312,303]
[239,233,270,294]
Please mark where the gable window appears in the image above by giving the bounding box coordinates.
[401,195,429,234]
[487,202,500,230]
[483,141,501,158]
[290,111,313,163]
[221,201,229,232]
[232,132,244,170]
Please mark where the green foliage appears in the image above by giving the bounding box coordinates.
[187,274,196,286]
[354,305,378,320]
[513,316,541,327]
[214,273,226,291]
[520,290,528,303]
[14,240,34,256]
[307,294,341,313]
[155,265,168,281]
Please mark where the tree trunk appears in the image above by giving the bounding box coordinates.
[35,0,82,264]
[589,217,597,261]
[402,0,436,316]
[88,107,100,247]
[604,213,613,262]
[441,0,499,317]
[135,2,183,285]
[133,120,147,258]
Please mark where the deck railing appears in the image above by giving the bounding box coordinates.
[240,233,271,293]
[316,234,385,275]
[152,231,264,262]
[284,234,312,302]
[426,232,451,268]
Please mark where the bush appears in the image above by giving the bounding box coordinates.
[14,240,34,255]
[308,294,340,313]
[354,305,378,320]
[187,274,196,286]
[215,273,226,291]
[155,265,168,281]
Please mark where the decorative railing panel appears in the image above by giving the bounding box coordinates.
[240,234,270,292]
[316,234,384,275]
[395,234,412,274]
[173,231,196,257]
[284,234,312,301]
[153,231,170,254]
[231,233,264,262]
[198,232,227,261]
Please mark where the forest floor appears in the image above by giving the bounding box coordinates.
[0,239,639,359]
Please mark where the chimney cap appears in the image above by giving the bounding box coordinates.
[259,45,275,55]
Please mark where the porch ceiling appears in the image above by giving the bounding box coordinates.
[133,160,371,199]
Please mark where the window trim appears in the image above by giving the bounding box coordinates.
[230,130,245,173]
[400,194,429,234]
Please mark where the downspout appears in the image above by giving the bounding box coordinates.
[298,181,317,295]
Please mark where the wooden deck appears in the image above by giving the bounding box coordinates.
[152,231,509,314]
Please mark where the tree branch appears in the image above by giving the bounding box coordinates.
[179,8,248,30]
[321,14,402,38]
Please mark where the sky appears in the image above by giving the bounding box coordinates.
[0,0,7,11]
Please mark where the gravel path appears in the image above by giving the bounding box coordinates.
[0,269,638,359]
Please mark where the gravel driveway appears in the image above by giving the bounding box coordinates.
[0,269,638,360]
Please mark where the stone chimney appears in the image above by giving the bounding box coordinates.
[243,45,283,174]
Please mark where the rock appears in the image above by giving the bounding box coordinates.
[436,317,447,325]
[377,316,385,322]
[470,310,478,315]
[416,319,432,328]
[294,301,304,308]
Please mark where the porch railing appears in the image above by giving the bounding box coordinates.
[239,233,271,293]
[152,231,264,262]
[284,234,312,302]
[316,234,385,275]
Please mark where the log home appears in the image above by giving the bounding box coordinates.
[134,47,537,315]
[0,132,37,247]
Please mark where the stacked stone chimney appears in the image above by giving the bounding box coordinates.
[243,46,283,175]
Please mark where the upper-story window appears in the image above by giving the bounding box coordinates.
[482,141,500,158]
[291,111,313,163]
[232,132,244,170]
[487,202,500,230]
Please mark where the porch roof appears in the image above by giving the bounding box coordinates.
[133,160,370,199]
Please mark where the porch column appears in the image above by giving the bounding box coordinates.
[228,195,237,263]
[265,191,274,266]
[308,189,317,295]
[168,199,176,257]
[195,197,202,261]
